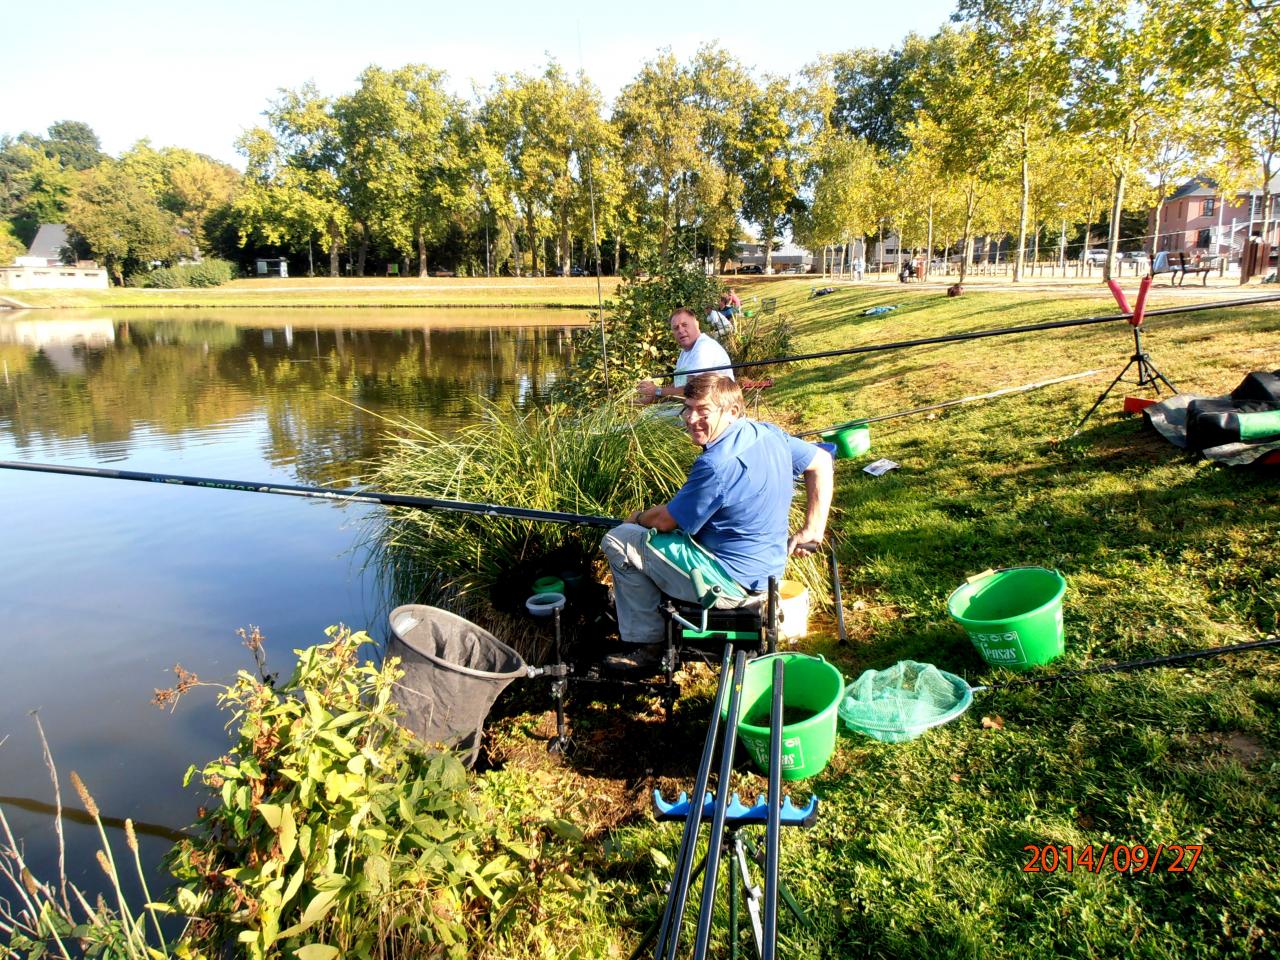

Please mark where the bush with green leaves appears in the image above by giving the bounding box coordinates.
[2,632,613,959]
[552,256,725,406]
[167,628,607,959]
[129,259,236,289]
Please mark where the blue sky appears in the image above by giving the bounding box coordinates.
[5,0,958,168]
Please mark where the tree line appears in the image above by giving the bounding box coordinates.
[1,0,1275,284]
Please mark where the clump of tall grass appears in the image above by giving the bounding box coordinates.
[366,396,832,627]
[367,397,693,617]
[722,310,794,379]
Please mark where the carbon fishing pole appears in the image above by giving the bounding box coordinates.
[653,645,735,960]
[690,648,748,960]
[0,461,621,528]
[974,635,1280,694]
[796,369,1105,438]
[670,292,1280,379]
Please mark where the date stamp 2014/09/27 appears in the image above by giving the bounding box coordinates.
[1023,844,1203,875]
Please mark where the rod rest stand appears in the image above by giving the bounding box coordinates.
[652,789,819,829]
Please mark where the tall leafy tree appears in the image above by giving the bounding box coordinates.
[737,77,806,270]
[1065,0,1181,279]
[957,0,1069,281]
[1170,1,1280,256]
[915,27,1009,282]
[823,38,935,155]
[66,160,188,283]
[336,64,472,276]
[235,84,350,276]
[612,50,706,260]
[44,120,104,171]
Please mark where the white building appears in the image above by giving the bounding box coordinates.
[0,224,109,291]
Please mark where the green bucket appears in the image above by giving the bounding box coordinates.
[947,567,1067,671]
[724,653,844,780]
[819,423,871,459]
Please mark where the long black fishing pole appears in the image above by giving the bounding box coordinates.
[690,648,748,960]
[762,657,784,960]
[796,369,1104,438]
[0,461,621,528]
[669,292,1280,379]
[974,635,1280,693]
[654,645,735,960]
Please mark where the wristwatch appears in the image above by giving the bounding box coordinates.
[656,386,664,399]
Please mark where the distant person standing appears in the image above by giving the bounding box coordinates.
[636,307,734,405]
[852,255,865,281]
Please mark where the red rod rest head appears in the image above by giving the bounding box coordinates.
[1106,278,1132,316]
[1129,275,1152,327]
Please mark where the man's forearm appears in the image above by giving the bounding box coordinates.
[629,503,679,531]
[799,452,834,538]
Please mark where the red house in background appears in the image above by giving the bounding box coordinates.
[1149,175,1280,261]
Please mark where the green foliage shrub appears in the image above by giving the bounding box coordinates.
[130,259,237,289]
[552,256,725,406]
[168,629,607,959]
[2,632,613,959]
[184,259,235,287]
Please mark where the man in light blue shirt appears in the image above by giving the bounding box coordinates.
[602,373,833,670]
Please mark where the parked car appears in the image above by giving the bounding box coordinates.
[1081,249,1112,267]
[739,264,763,274]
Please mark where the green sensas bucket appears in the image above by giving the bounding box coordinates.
[819,423,871,459]
[947,567,1067,671]
[724,653,844,780]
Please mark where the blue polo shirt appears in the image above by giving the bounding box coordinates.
[667,418,819,591]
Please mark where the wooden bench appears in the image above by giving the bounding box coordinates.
[1154,251,1218,286]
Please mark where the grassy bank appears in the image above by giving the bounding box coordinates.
[486,282,1280,957]
[6,275,624,309]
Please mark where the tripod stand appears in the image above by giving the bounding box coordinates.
[1075,276,1178,434]
[1074,323,1178,433]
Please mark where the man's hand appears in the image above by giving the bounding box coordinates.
[627,508,644,524]
[635,380,659,405]
[787,530,824,556]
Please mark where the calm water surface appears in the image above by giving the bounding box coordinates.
[0,308,582,894]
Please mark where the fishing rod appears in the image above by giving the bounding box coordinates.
[669,292,1280,379]
[653,646,735,960]
[974,635,1280,694]
[796,369,1105,438]
[0,461,621,529]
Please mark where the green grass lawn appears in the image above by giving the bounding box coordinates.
[6,275,624,309]
[500,283,1280,958]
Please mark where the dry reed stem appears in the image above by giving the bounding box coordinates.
[30,711,69,912]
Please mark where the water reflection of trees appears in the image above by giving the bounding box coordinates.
[0,318,576,485]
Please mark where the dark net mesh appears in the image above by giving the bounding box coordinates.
[387,605,527,767]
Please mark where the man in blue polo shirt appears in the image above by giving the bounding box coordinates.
[601,373,833,670]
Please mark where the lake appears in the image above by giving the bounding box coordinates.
[0,307,584,897]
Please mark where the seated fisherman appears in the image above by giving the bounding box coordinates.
[601,373,834,670]
[636,306,734,406]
